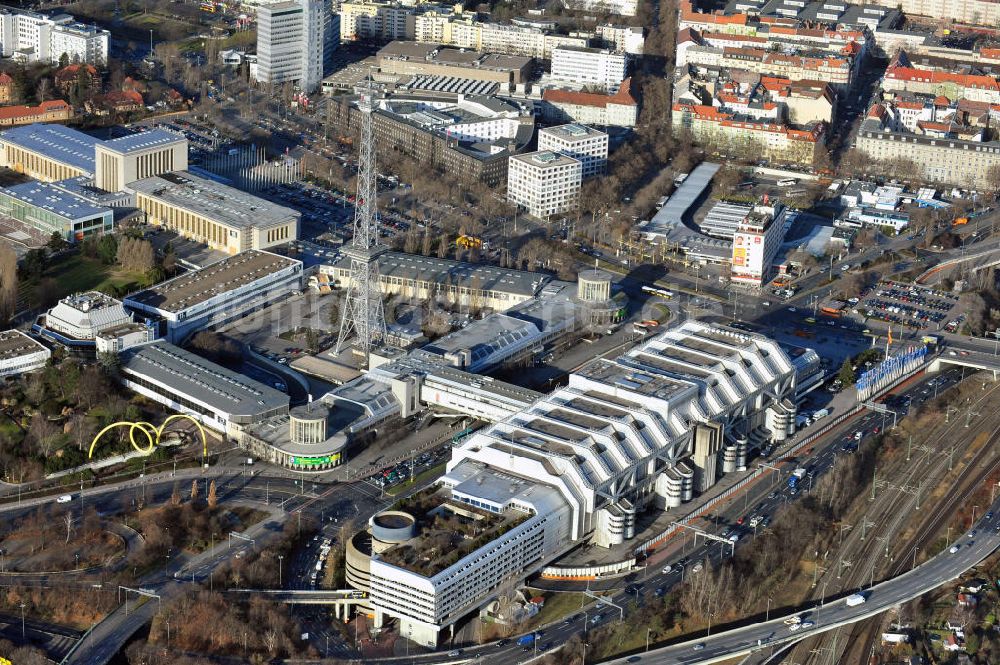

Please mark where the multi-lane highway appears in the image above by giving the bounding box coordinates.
[607,506,1000,664]
[365,366,977,665]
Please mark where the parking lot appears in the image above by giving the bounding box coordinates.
[363,444,452,492]
[861,280,960,331]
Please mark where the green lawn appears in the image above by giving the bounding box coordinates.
[22,254,146,309]
[524,590,588,630]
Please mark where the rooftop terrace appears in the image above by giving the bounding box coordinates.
[377,486,530,577]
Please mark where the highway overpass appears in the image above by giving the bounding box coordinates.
[228,589,368,603]
[928,349,1000,375]
[601,499,1000,664]
[916,241,1000,285]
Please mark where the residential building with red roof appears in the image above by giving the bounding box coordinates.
[677,36,859,89]
[541,77,638,127]
[883,51,1000,104]
[53,64,100,96]
[0,72,13,104]
[672,101,824,166]
[855,93,1000,189]
[0,100,72,127]
[86,90,143,115]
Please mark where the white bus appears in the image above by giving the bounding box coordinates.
[641,285,674,298]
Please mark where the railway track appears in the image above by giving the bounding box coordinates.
[789,375,1000,664]
[834,428,1000,665]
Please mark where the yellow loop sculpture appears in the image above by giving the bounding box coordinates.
[88,414,208,460]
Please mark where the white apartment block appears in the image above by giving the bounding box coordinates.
[551,46,627,93]
[0,9,108,64]
[339,0,589,58]
[340,0,418,42]
[537,123,608,178]
[596,24,644,55]
[368,478,572,648]
[507,150,582,219]
[256,0,326,92]
[855,0,999,26]
[562,0,638,16]
[48,23,108,65]
[480,23,589,59]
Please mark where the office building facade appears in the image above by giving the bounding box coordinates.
[129,171,300,254]
[729,202,788,287]
[507,151,582,219]
[550,46,628,93]
[256,0,326,93]
[536,124,608,178]
[0,9,108,64]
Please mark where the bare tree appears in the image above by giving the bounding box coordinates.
[63,511,74,544]
[0,241,17,323]
[263,629,278,655]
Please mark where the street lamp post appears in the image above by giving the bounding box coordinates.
[766,596,772,622]
[19,602,25,638]
[278,555,284,588]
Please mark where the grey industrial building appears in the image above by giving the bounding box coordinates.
[120,341,289,438]
[377,41,533,89]
[323,250,551,311]
[124,250,303,343]
[327,91,534,186]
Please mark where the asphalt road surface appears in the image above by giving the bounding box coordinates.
[610,505,1000,665]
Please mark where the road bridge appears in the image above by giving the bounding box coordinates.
[927,349,1000,376]
[915,242,1000,285]
[600,501,1000,664]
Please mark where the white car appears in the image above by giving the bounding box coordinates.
[787,307,796,312]
[662,565,673,574]
[788,623,802,631]
[949,545,960,554]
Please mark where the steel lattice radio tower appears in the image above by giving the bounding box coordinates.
[335,83,387,360]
